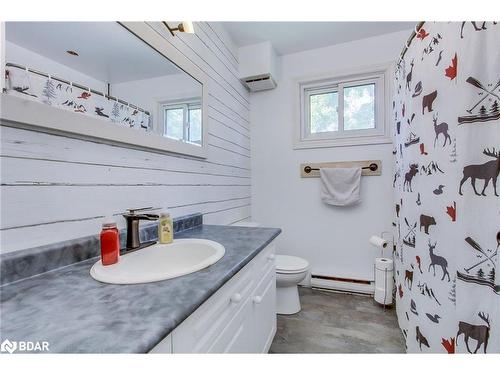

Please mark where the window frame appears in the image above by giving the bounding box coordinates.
[187,104,202,144]
[304,85,340,139]
[160,98,202,146]
[295,64,393,149]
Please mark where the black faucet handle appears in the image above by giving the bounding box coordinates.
[123,212,159,221]
[126,207,154,215]
[142,214,159,220]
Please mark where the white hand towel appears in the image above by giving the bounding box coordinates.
[319,167,362,206]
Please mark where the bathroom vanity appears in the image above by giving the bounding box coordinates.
[0,223,280,353]
[151,242,276,353]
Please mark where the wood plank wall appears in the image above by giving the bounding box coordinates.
[0,22,251,254]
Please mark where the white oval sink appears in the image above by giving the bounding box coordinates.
[90,239,225,284]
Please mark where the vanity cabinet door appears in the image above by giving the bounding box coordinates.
[171,260,256,353]
[253,265,277,353]
[165,241,277,354]
[171,276,254,353]
[207,296,255,353]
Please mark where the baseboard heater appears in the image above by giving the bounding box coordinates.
[310,274,374,295]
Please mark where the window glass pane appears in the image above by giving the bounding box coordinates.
[309,91,338,133]
[188,108,202,144]
[165,108,184,140]
[343,83,375,130]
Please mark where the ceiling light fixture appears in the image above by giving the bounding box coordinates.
[163,21,195,36]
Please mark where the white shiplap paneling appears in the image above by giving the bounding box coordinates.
[0,22,250,254]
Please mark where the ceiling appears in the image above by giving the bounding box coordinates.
[5,22,183,83]
[218,22,415,55]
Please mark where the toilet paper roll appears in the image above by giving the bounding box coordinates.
[374,257,394,305]
[369,235,388,249]
[375,257,394,270]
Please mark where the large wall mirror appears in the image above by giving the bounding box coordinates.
[1,22,208,158]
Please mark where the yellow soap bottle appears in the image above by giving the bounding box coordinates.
[158,212,173,244]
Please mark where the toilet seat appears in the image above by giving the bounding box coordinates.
[275,255,309,274]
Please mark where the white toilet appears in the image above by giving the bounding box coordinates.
[231,221,309,315]
[275,255,309,315]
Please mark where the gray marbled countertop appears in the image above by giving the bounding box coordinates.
[0,225,281,353]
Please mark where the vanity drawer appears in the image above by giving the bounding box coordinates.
[252,243,275,282]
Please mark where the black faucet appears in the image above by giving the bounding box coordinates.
[123,207,159,251]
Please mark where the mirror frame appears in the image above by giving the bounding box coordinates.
[0,21,209,159]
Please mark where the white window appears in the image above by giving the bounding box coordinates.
[296,66,391,148]
[162,100,202,145]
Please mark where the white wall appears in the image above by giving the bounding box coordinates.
[5,41,107,92]
[112,73,201,133]
[250,30,410,281]
[1,22,251,254]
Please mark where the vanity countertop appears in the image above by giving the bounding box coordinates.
[0,225,281,353]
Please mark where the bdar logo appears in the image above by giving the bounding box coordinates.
[1,339,17,353]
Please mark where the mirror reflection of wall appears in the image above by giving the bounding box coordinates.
[4,22,203,146]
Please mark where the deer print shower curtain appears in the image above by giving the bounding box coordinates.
[393,22,499,353]
[5,65,152,131]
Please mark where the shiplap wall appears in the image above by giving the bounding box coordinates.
[0,22,251,254]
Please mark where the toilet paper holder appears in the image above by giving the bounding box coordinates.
[369,231,394,258]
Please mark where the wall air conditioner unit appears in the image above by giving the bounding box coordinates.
[238,41,279,92]
[242,74,277,92]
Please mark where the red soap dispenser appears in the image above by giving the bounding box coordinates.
[100,219,120,266]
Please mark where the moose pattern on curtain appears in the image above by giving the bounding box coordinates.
[393,22,499,353]
[5,65,152,131]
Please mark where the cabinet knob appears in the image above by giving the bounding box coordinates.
[230,293,242,303]
[253,296,262,304]
[268,254,275,261]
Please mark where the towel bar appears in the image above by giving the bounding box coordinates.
[300,160,382,178]
[303,163,378,174]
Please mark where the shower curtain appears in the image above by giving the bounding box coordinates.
[6,65,152,131]
[393,22,499,353]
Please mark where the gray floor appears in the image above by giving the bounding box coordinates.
[270,287,405,353]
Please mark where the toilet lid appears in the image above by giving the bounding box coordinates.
[275,255,309,273]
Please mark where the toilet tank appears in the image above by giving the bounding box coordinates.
[231,221,261,227]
